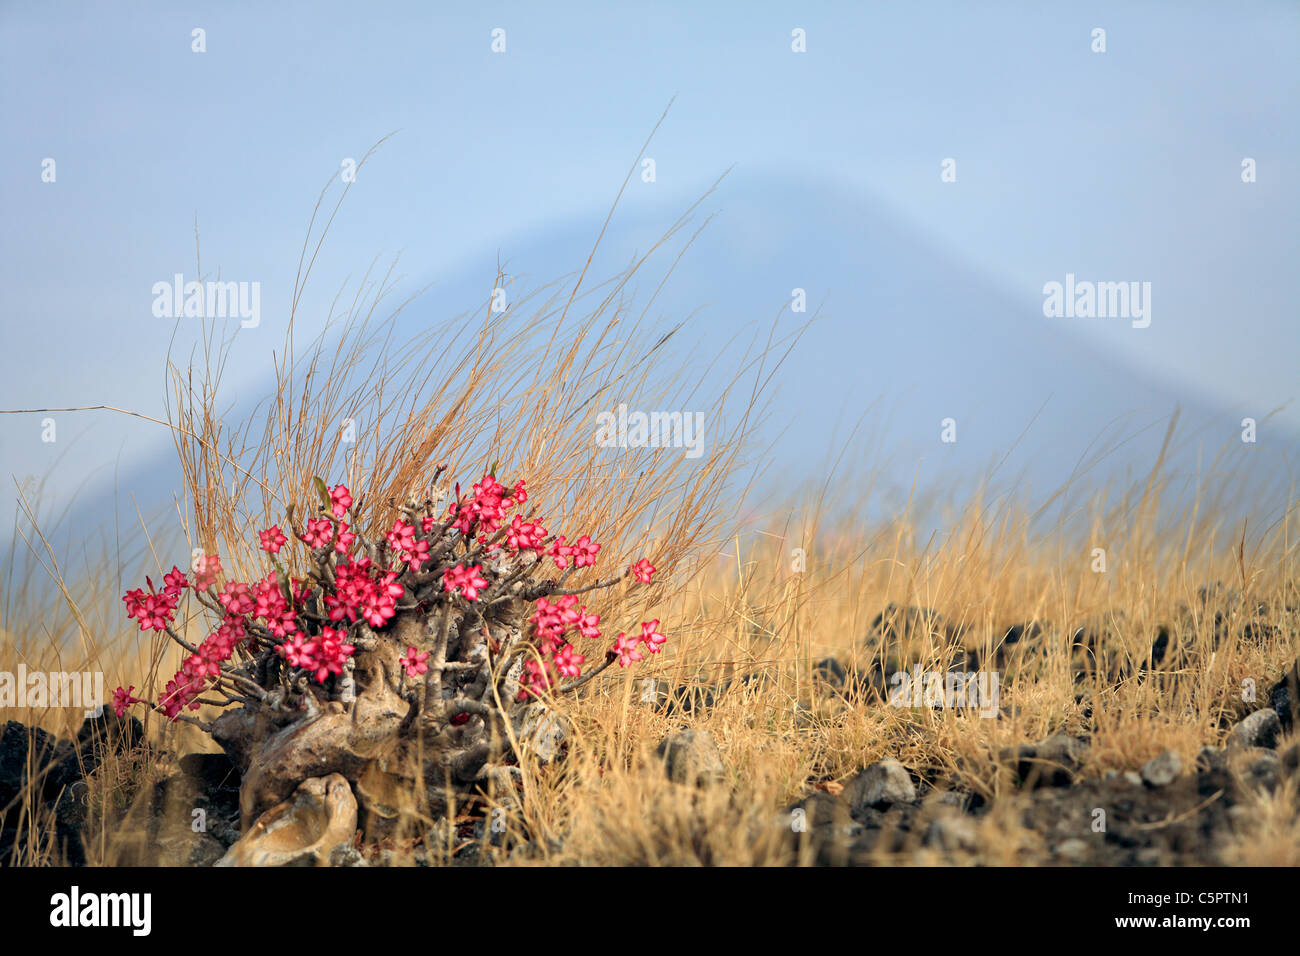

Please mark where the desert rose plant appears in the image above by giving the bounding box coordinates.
[115,466,662,829]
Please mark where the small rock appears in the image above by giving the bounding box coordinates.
[1140,750,1183,788]
[0,721,68,804]
[812,656,847,689]
[1054,838,1090,863]
[75,711,145,762]
[870,603,957,643]
[1269,658,1299,732]
[1227,709,1281,750]
[660,682,720,715]
[924,789,972,812]
[1147,627,1172,668]
[656,730,725,788]
[1280,742,1299,778]
[1228,747,1279,791]
[1195,747,1227,773]
[178,752,241,795]
[159,832,227,867]
[329,844,368,867]
[845,758,916,814]
[1241,621,1280,644]
[788,791,848,829]
[1134,847,1164,866]
[1003,621,1044,645]
[53,780,89,830]
[923,814,977,852]
[1123,771,1144,787]
[1007,733,1088,788]
[512,703,569,765]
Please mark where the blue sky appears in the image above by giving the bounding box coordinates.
[1,1,1296,539]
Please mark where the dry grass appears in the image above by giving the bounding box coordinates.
[1,143,1296,866]
[2,449,1297,865]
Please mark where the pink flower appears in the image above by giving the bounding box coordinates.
[277,633,319,669]
[576,607,601,640]
[548,535,574,570]
[330,483,353,518]
[162,566,188,596]
[553,644,584,678]
[258,525,288,554]
[332,521,356,554]
[555,594,581,626]
[531,597,565,646]
[399,646,430,678]
[386,521,429,570]
[404,538,431,570]
[217,580,256,617]
[519,658,554,699]
[446,472,517,536]
[329,561,403,628]
[218,614,248,641]
[629,558,656,584]
[192,553,222,591]
[122,588,179,632]
[506,515,546,551]
[199,621,242,668]
[570,535,600,568]
[301,518,334,548]
[386,520,417,553]
[186,652,220,680]
[310,627,356,683]
[612,632,644,667]
[443,563,488,602]
[639,619,666,654]
[111,685,140,717]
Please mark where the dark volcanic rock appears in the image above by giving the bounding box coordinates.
[1270,658,1299,732]
[845,758,916,815]
[870,603,959,643]
[1140,750,1183,788]
[75,711,146,766]
[1148,626,1171,668]
[647,680,722,716]
[656,730,725,788]
[811,656,847,689]
[0,720,123,865]
[113,752,243,866]
[1227,709,1281,750]
[1003,621,1044,645]
[1004,733,1088,788]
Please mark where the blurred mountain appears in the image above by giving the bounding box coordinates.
[8,171,1297,553]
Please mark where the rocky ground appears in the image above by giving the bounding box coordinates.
[3,589,1297,866]
[5,699,1296,866]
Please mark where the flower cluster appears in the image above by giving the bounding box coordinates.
[447,474,526,538]
[115,472,664,725]
[327,557,402,627]
[121,566,187,633]
[276,626,356,683]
